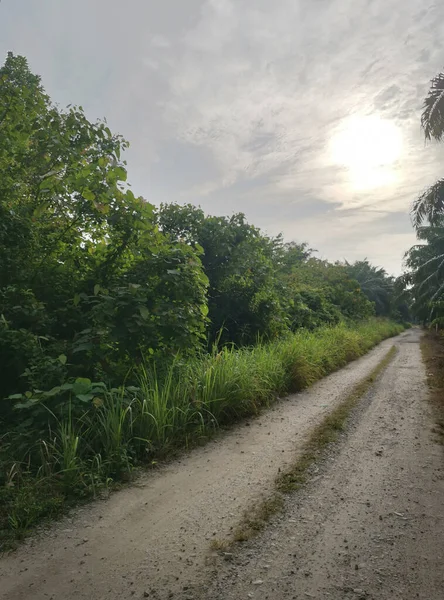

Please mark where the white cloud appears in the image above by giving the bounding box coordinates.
[153,1,444,220]
[1,0,444,273]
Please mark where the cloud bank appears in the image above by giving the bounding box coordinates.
[2,0,444,273]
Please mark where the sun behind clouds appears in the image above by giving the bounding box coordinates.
[330,115,403,190]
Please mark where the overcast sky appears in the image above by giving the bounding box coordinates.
[2,0,444,274]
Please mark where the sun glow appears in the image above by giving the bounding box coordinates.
[330,115,402,190]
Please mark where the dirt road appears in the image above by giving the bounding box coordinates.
[1,329,443,600]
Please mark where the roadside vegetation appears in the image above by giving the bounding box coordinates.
[401,69,444,327]
[0,54,406,549]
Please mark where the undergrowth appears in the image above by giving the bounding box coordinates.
[0,319,403,550]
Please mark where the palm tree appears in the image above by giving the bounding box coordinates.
[412,71,444,227]
[421,71,444,141]
[345,260,393,316]
[404,222,444,322]
[412,179,444,228]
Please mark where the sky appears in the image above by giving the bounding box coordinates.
[1,0,444,274]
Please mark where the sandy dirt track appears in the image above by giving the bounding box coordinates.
[200,328,444,600]
[1,329,442,600]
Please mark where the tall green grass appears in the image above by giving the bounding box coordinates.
[0,318,403,547]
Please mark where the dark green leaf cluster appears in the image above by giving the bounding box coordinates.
[0,53,208,408]
[404,69,444,325]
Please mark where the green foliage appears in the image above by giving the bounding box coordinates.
[404,69,444,326]
[0,53,209,401]
[158,203,286,345]
[158,204,387,344]
[282,258,375,330]
[0,53,406,548]
[343,259,409,320]
[421,71,444,142]
[403,224,444,324]
[0,318,402,549]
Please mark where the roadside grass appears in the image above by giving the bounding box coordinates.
[0,319,403,551]
[420,331,444,445]
[226,345,397,548]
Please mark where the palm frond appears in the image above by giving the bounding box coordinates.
[416,224,444,241]
[422,71,444,141]
[411,179,444,228]
[430,280,444,304]
[416,252,444,273]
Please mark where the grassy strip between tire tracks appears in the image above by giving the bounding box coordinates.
[215,344,398,549]
[1,319,403,551]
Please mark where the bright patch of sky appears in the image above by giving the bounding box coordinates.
[2,0,444,274]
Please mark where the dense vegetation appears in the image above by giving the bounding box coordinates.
[0,54,405,547]
[402,70,444,327]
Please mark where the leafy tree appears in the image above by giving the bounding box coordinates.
[283,258,374,330]
[158,203,286,345]
[0,51,402,413]
[0,54,208,401]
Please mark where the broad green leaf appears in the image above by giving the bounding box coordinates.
[114,166,127,182]
[72,378,92,396]
[72,343,93,353]
[45,386,61,397]
[14,400,36,409]
[83,189,95,201]
[76,393,94,402]
[139,306,150,320]
[58,354,67,365]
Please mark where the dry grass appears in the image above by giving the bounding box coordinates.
[420,332,444,445]
[218,345,397,549]
[209,538,231,552]
[231,495,284,543]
